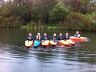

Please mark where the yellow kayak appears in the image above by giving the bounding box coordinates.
[42,40,50,46]
[58,40,70,46]
[25,40,33,48]
[50,40,57,46]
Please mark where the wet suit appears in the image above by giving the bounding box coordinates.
[51,36,58,41]
[41,36,50,40]
[57,36,64,40]
[74,34,80,38]
[26,35,34,41]
[64,36,70,40]
[36,35,41,41]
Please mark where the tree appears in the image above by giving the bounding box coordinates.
[49,0,70,23]
[29,0,56,24]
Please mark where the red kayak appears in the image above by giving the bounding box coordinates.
[70,36,88,42]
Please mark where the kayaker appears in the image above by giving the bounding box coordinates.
[26,33,34,41]
[57,33,64,40]
[64,32,70,40]
[36,33,41,41]
[41,33,49,40]
[51,33,57,41]
[74,31,80,38]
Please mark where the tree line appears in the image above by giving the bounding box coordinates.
[0,0,96,31]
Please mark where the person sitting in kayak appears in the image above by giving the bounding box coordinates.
[74,31,80,38]
[64,33,70,40]
[36,33,41,41]
[51,33,58,41]
[26,33,34,41]
[42,33,49,40]
[57,33,64,40]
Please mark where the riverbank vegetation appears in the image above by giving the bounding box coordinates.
[0,0,96,31]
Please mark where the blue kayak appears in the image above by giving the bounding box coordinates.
[33,40,41,48]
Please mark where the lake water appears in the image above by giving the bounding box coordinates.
[0,28,96,72]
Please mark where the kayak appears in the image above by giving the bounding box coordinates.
[58,40,70,47]
[66,40,75,46]
[25,40,33,48]
[70,36,88,42]
[41,40,50,46]
[50,40,57,46]
[33,40,41,48]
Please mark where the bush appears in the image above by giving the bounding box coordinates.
[0,16,23,28]
[64,12,90,31]
[64,12,96,31]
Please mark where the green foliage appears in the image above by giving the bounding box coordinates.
[13,5,32,23]
[65,12,86,30]
[49,1,70,22]
[0,16,22,28]
[0,3,13,17]
[64,12,96,31]
[31,0,56,24]
[0,0,96,31]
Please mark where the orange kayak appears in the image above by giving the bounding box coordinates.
[58,40,70,46]
[25,40,33,48]
[70,36,88,42]
[41,40,50,46]
[66,40,75,46]
[50,40,57,46]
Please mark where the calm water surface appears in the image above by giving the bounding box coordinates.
[0,28,96,72]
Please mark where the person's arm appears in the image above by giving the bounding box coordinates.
[26,35,29,40]
[50,36,53,40]
[34,36,37,40]
[77,34,80,38]
[56,36,58,40]
[41,36,44,41]
[63,36,66,40]
[57,36,59,40]
[63,36,65,40]
[47,36,50,40]
[68,36,70,40]
[32,36,35,41]
[74,34,77,37]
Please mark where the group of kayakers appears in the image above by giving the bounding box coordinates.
[26,31,80,41]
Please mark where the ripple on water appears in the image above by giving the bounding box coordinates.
[0,43,96,72]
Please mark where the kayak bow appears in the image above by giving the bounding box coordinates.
[50,40,57,46]
[33,40,41,48]
[25,40,33,48]
[70,36,88,42]
[42,40,50,46]
[58,40,70,47]
[66,40,75,46]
